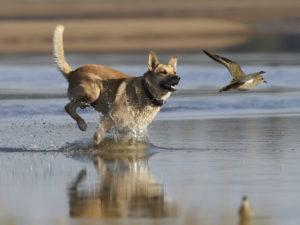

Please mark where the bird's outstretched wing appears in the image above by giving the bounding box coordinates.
[218,80,244,92]
[203,50,246,82]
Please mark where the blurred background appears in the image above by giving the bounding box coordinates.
[1,0,300,54]
[1,1,300,225]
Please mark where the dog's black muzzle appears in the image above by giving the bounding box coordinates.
[172,75,181,84]
[160,75,181,92]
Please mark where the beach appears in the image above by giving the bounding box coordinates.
[0,53,300,224]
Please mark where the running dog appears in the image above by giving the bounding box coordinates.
[53,25,180,144]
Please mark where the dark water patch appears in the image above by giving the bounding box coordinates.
[3,53,300,66]
[0,99,99,120]
[0,91,66,100]
[162,94,300,113]
[227,33,300,53]
[151,144,226,153]
[0,147,60,153]
[3,92,300,120]
[2,64,300,93]
[0,102,65,118]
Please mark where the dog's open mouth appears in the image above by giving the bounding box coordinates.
[160,82,177,92]
[160,76,180,92]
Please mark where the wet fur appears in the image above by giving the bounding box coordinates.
[53,25,179,145]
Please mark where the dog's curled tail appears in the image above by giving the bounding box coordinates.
[53,24,73,79]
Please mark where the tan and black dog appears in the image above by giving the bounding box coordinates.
[53,25,180,144]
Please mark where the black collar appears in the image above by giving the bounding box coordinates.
[141,77,164,107]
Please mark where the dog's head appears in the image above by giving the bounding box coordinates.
[144,51,180,97]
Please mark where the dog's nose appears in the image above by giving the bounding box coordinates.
[174,76,181,82]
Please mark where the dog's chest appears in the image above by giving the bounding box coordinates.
[129,104,160,127]
[112,80,168,131]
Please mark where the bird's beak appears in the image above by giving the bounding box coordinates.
[263,79,267,83]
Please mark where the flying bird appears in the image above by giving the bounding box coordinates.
[203,50,267,92]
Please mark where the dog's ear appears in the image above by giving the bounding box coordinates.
[168,57,177,72]
[148,51,160,71]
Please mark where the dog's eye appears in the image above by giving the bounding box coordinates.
[162,70,168,74]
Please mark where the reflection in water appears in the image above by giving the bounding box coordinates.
[67,140,176,218]
[239,217,253,225]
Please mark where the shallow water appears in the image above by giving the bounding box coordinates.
[0,53,300,225]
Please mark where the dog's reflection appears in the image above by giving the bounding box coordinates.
[68,141,176,218]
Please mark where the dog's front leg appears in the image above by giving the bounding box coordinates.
[69,169,87,191]
[65,101,87,131]
[93,116,112,145]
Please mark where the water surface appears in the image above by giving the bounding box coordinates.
[0,53,299,225]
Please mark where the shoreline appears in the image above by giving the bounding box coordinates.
[0,18,249,54]
[1,0,300,54]
[2,52,300,65]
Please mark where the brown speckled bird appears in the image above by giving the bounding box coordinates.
[239,196,254,218]
[203,50,267,92]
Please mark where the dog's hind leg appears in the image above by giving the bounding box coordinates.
[93,116,112,145]
[65,101,88,131]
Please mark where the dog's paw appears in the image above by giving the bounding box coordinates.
[77,119,87,131]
